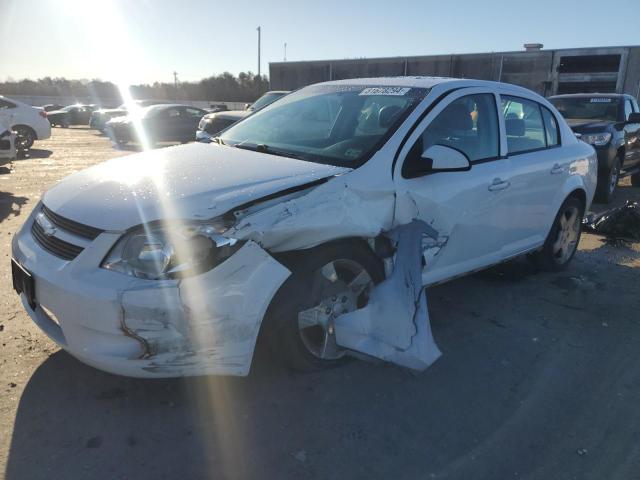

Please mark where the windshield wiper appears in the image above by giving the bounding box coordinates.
[212,136,226,146]
[234,142,301,160]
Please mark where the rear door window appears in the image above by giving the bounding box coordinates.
[0,99,16,109]
[541,107,560,147]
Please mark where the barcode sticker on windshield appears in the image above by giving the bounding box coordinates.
[359,87,411,96]
[590,98,612,103]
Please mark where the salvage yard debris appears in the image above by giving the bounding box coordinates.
[583,201,640,241]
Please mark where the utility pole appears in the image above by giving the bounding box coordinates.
[173,71,178,90]
[256,26,261,77]
[284,42,287,62]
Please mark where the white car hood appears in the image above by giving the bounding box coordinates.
[43,143,349,231]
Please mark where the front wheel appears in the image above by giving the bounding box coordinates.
[264,241,384,372]
[532,196,584,271]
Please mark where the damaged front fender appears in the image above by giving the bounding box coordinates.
[120,241,290,377]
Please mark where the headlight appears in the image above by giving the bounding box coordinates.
[102,221,240,280]
[580,132,612,146]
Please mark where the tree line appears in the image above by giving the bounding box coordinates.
[0,72,270,103]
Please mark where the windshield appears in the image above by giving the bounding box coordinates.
[249,92,286,111]
[550,97,621,122]
[219,85,429,167]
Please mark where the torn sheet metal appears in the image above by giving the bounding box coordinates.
[227,180,396,252]
[334,220,442,370]
[120,241,290,376]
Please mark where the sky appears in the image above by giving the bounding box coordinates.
[1,0,639,84]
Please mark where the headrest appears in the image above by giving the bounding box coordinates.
[505,118,525,137]
[435,104,472,131]
[379,105,402,128]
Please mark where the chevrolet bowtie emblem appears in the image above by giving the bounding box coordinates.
[35,211,57,237]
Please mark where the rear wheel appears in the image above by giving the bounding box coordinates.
[533,196,584,271]
[265,241,384,372]
[13,125,36,150]
[595,157,621,203]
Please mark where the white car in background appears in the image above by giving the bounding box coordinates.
[0,117,17,166]
[0,95,51,149]
[11,77,596,378]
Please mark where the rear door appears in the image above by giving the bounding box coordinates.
[498,94,567,249]
[393,87,517,285]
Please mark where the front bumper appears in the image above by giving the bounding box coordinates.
[11,208,290,378]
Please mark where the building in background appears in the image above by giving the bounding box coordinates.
[269,45,640,98]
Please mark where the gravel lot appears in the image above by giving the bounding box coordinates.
[1,127,639,480]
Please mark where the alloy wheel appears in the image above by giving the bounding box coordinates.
[296,259,374,360]
[552,205,581,264]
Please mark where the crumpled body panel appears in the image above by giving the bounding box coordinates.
[334,220,442,370]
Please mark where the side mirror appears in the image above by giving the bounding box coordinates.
[244,103,252,110]
[627,112,640,124]
[422,145,471,172]
[404,144,471,178]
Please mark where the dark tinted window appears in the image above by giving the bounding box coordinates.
[550,97,620,122]
[0,99,16,109]
[541,107,560,147]
[409,94,499,162]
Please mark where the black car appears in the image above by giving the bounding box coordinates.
[89,100,167,131]
[549,93,640,202]
[42,104,64,112]
[106,104,208,147]
[47,104,97,127]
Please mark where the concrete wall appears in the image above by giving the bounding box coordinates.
[270,46,640,98]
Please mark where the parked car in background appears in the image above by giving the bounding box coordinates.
[106,104,208,147]
[89,100,166,131]
[549,93,640,202]
[42,104,64,112]
[196,90,289,142]
[0,117,17,166]
[0,95,51,149]
[208,104,228,113]
[11,77,596,378]
[47,104,97,127]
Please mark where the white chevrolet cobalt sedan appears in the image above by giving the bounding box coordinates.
[11,77,597,378]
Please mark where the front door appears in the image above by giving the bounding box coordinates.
[393,88,515,285]
[622,97,640,172]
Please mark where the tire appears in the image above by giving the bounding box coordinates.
[595,157,621,203]
[532,196,584,272]
[631,172,640,187]
[13,125,36,150]
[264,240,385,372]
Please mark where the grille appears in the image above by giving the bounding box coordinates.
[204,118,236,135]
[42,204,104,240]
[31,221,84,261]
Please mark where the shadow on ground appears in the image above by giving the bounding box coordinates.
[16,149,53,160]
[0,191,28,223]
[5,256,640,480]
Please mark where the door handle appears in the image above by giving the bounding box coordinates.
[488,178,510,191]
[550,163,565,174]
